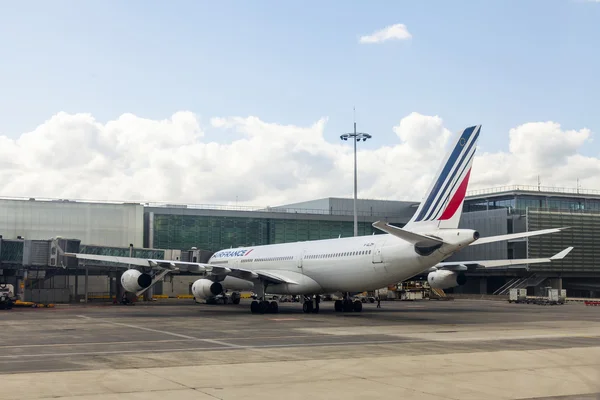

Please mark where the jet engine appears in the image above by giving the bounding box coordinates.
[191,278,224,299]
[120,269,153,293]
[427,269,467,290]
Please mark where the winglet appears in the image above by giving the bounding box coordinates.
[550,246,574,260]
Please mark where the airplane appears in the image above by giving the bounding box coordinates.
[63,124,573,314]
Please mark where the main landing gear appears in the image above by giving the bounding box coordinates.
[334,294,362,313]
[250,299,279,314]
[302,295,320,314]
[249,281,278,314]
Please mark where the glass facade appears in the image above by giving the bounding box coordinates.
[80,245,164,259]
[464,194,600,214]
[463,197,516,213]
[463,192,600,273]
[78,245,165,269]
[0,240,24,263]
[150,214,383,252]
[527,209,600,272]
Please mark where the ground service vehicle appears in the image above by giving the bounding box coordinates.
[0,284,16,310]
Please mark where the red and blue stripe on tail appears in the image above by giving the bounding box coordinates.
[405,125,481,231]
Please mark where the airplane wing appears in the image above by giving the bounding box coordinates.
[62,252,294,285]
[62,253,182,270]
[469,227,570,246]
[432,246,573,271]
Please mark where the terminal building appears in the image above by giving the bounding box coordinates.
[452,185,600,298]
[1,185,600,302]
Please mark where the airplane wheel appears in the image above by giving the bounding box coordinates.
[206,298,215,305]
[232,297,241,305]
[343,299,353,312]
[334,300,343,312]
[303,301,313,313]
[353,300,363,312]
[231,293,241,304]
[259,300,270,314]
[268,301,279,314]
[250,300,259,314]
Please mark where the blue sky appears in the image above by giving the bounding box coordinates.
[1,0,599,156]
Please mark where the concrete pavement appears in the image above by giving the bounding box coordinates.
[1,299,600,399]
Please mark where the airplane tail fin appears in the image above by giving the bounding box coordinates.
[404,125,481,232]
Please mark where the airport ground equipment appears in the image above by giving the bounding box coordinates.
[429,288,448,299]
[354,293,376,303]
[401,291,423,300]
[0,284,53,308]
[508,288,528,303]
[547,288,566,305]
[0,283,16,310]
[526,288,567,305]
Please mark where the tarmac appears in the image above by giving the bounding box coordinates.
[2,298,600,400]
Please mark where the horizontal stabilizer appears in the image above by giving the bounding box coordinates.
[436,247,574,270]
[470,227,569,246]
[372,221,446,247]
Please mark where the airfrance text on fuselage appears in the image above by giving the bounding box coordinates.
[213,249,253,258]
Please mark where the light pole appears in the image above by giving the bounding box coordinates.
[340,123,372,237]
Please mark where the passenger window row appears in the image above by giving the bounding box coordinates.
[305,250,372,259]
[253,256,294,262]
[213,251,372,264]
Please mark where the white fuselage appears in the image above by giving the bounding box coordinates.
[208,230,475,295]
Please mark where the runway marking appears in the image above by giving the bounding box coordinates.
[5,335,599,360]
[0,339,193,349]
[0,367,100,375]
[0,339,419,359]
[0,334,336,350]
[268,318,300,321]
[75,315,243,349]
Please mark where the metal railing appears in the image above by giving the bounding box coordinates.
[0,195,411,218]
[146,203,411,217]
[467,185,600,197]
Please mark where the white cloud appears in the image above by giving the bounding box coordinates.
[359,23,412,44]
[0,111,596,207]
[470,121,595,191]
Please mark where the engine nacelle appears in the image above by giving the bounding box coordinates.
[121,269,152,293]
[191,278,224,299]
[427,270,467,290]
